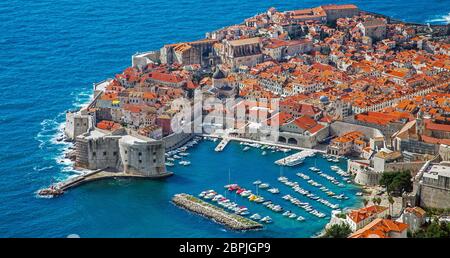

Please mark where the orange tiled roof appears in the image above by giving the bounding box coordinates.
[348,205,388,223]
[349,218,408,238]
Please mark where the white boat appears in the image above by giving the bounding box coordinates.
[289,213,297,219]
[259,183,270,189]
[260,216,272,223]
[277,176,287,182]
[198,191,207,197]
[296,216,305,221]
[179,152,189,156]
[261,151,267,156]
[309,167,320,172]
[243,146,250,151]
[356,192,363,196]
[267,188,279,194]
[239,211,250,216]
[173,155,181,159]
[179,160,191,166]
[253,180,262,185]
[240,190,252,197]
[262,201,272,206]
[272,205,283,212]
[250,213,261,220]
[165,162,174,167]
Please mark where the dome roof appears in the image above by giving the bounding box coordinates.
[319,96,329,102]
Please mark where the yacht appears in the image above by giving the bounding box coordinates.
[179,152,189,156]
[259,183,270,189]
[250,213,261,220]
[277,176,287,182]
[309,167,320,172]
[262,201,272,206]
[296,216,305,221]
[173,155,181,159]
[260,216,272,223]
[240,190,252,197]
[165,162,174,167]
[243,146,250,151]
[253,180,262,185]
[198,191,207,198]
[179,160,191,166]
[289,213,297,219]
[267,188,280,194]
[282,211,291,217]
[272,205,283,212]
[330,165,339,171]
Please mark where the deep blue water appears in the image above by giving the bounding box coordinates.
[0,0,448,237]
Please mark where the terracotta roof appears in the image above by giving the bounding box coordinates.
[348,205,388,223]
[349,218,408,238]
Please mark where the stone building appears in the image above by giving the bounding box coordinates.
[223,37,263,70]
[65,109,94,141]
[357,18,387,42]
[160,39,219,67]
[321,4,359,23]
[418,162,450,209]
[75,128,168,177]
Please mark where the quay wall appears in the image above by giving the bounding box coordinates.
[172,193,262,231]
[420,184,450,209]
[163,132,195,151]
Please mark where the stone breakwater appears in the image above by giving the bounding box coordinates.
[172,193,263,231]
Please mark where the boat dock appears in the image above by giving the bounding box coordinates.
[172,193,262,231]
[275,150,316,166]
[214,138,230,152]
[203,134,326,153]
[38,169,173,197]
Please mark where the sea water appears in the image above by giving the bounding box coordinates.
[0,0,448,237]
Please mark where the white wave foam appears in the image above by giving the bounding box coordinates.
[33,165,54,172]
[426,13,450,23]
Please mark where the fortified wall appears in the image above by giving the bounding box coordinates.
[75,128,168,177]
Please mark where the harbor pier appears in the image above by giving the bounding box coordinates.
[172,193,263,231]
[38,169,173,197]
[214,138,230,152]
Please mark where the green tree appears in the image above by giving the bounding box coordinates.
[322,223,353,238]
[413,219,450,238]
[363,198,368,207]
[379,171,412,196]
[388,195,395,216]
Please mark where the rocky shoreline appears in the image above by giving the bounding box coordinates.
[172,193,263,231]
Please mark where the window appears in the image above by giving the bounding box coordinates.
[138,152,142,156]
[113,152,117,156]
[92,152,96,157]
[103,151,107,156]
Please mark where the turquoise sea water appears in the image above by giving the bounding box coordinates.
[0,0,449,237]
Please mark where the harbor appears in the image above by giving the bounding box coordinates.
[37,137,361,237]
